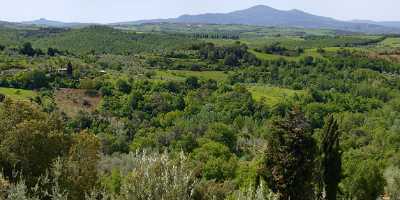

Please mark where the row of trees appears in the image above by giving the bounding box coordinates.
[255,42,304,57]
[18,42,64,57]
[191,32,240,40]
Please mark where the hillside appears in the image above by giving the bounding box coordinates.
[31,26,197,54]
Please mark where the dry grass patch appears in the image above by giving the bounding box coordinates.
[55,88,101,117]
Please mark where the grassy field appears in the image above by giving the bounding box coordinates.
[250,47,364,61]
[204,36,305,49]
[206,34,383,50]
[0,87,36,101]
[378,37,400,48]
[155,70,229,82]
[249,49,301,61]
[154,71,305,107]
[246,84,304,106]
[250,49,324,61]
[125,23,335,38]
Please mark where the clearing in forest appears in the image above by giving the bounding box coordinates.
[55,88,102,117]
[247,84,304,107]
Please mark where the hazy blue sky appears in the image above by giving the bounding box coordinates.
[1,0,399,23]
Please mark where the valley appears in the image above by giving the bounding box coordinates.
[1,3,400,200]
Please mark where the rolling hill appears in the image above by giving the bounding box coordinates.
[31,26,197,54]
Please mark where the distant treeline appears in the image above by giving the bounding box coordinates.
[190,32,240,39]
[303,35,388,47]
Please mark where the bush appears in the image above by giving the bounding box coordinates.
[0,93,5,102]
[98,151,197,200]
[0,174,10,199]
[384,166,400,200]
[116,79,131,94]
[0,100,69,187]
[13,70,49,89]
[192,141,238,181]
[229,180,278,200]
[80,79,96,90]
[59,132,101,200]
[185,76,200,89]
[85,89,99,97]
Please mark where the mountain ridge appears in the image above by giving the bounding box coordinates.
[111,5,400,34]
[351,19,400,28]
[21,18,96,28]
[10,5,400,33]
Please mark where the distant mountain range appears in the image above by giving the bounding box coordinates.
[0,20,28,29]
[20,18,95,28]
[6,5,400,34]
[351,20,400,29]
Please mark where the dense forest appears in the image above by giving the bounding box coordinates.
[0,24,399,200]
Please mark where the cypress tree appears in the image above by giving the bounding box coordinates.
[67,62,73,77]
[265,109,317,200]
[321,115,342,200]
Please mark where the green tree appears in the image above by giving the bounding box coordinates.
[185,76,200,89]
[204,123,237,151]
[320,115,341,200]
[67,61,73,77]
[301,56,314,65]
[192,141,237,181]
[15,70,48,89]
[341,159,385,200]
[224,54,239,67]
[116,79,131,94]
[19,42,36,56]
[59,131,101,200]
[265,109,317,200]
[0,99,70,187]
[48,47,61,56]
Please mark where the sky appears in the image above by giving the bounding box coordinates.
[1,0,400,23]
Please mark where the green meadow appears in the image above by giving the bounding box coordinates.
[246,84,304,106]
[0,87,36,101]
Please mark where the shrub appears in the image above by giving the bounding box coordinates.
[229,181,278,200]
[384,166,400,200]
[192,141,238,181]
[116,79,131,94]
[0,93,5,102]
[98,151,197,200]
